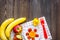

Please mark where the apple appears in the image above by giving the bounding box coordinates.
[13,34,22,40]
[13,25,22,33]
[13,34,18,40]
[16,35,22,40]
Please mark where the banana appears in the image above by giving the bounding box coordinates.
[5,17,26,39]
[0,18,14,40]
[0,28,1,37]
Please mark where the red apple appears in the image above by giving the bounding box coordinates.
[13,25,22,33]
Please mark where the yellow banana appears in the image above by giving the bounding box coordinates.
[0,18,14,40]
[0,28,1,37]
[5,17,26,39]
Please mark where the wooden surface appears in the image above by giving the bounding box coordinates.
[0,0,60,40]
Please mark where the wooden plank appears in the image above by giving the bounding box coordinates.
[19,0,29,20]
[56,0,60,40]
[50,0,57,40]
[5,0,14,18]
[13,0,18,18]
[27,0,33,20]
[13,0,29,20]
[0,0,6,24]
[32,0,41,18]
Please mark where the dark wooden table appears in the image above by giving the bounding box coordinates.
[0,0,60,40]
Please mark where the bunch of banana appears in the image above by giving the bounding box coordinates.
[0,17,26,40]
[0,18,14,40]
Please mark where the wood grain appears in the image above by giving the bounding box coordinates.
[0,0,60,40]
